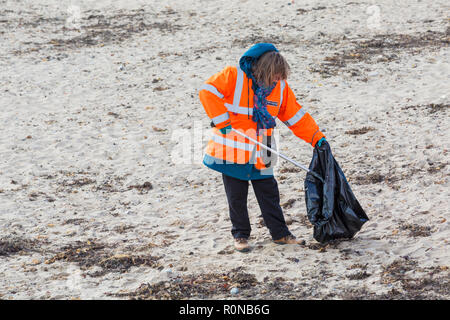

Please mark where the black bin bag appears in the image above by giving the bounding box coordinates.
[304,141,369,243]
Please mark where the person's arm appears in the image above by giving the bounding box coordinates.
[199,66,236,130]
[277,82,325,147]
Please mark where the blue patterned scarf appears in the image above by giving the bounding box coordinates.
[253,81,277,133]
[239,43,279,134]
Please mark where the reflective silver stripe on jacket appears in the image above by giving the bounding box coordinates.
[283,108,306,127]
[212,132,255,151]
[199,83,224,99]
[232,66,244,107]
[224,103,254,116]
[279,80,285,107]
[211,112,230,125]
[224,66,250,115]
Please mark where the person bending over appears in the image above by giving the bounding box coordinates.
[199,43,326,252]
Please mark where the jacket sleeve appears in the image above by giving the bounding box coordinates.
[278,82,325,147]
[198,66,236,129]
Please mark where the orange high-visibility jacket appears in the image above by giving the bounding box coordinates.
[199,65,325,171]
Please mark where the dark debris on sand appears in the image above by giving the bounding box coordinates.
[345,126,375,135]
[402,103,449,115]
[11,9,185,56]
[346,271,372,280]
[281,198,296,209]
[108,267,307,300]
[350,165,427,188]
[378,258,450,299]
[44,240,162,277]
[399,223,433,237]
[311,30,449,79]
[109,257,450,300]
[60,177,96,188]
[127,181,153,193]
[279,167,301,174]
[52,170,151,194]
[0,237,40,257]
[352,173,385,185]
[342,257,449,300]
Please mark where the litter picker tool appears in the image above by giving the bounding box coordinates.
[231,128,324,183]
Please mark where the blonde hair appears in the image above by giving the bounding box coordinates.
[252,51,290,87]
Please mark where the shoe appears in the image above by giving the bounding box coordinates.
[273,234,304,245]
[234,238,250,252]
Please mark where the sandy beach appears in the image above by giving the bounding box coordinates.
[0,0,449,299]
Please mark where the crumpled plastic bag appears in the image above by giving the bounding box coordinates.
[304,140,369,243]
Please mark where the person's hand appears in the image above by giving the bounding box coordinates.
[316,137,326,147]
[220,125,232,135]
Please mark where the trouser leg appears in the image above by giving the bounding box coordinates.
[251,177,291,240]
[222,174,251,239]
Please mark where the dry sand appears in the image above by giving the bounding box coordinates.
[0,0,449,299]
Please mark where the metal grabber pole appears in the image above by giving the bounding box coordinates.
[231,128,324,183]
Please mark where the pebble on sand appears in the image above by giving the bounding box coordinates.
[230,287,239,295]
